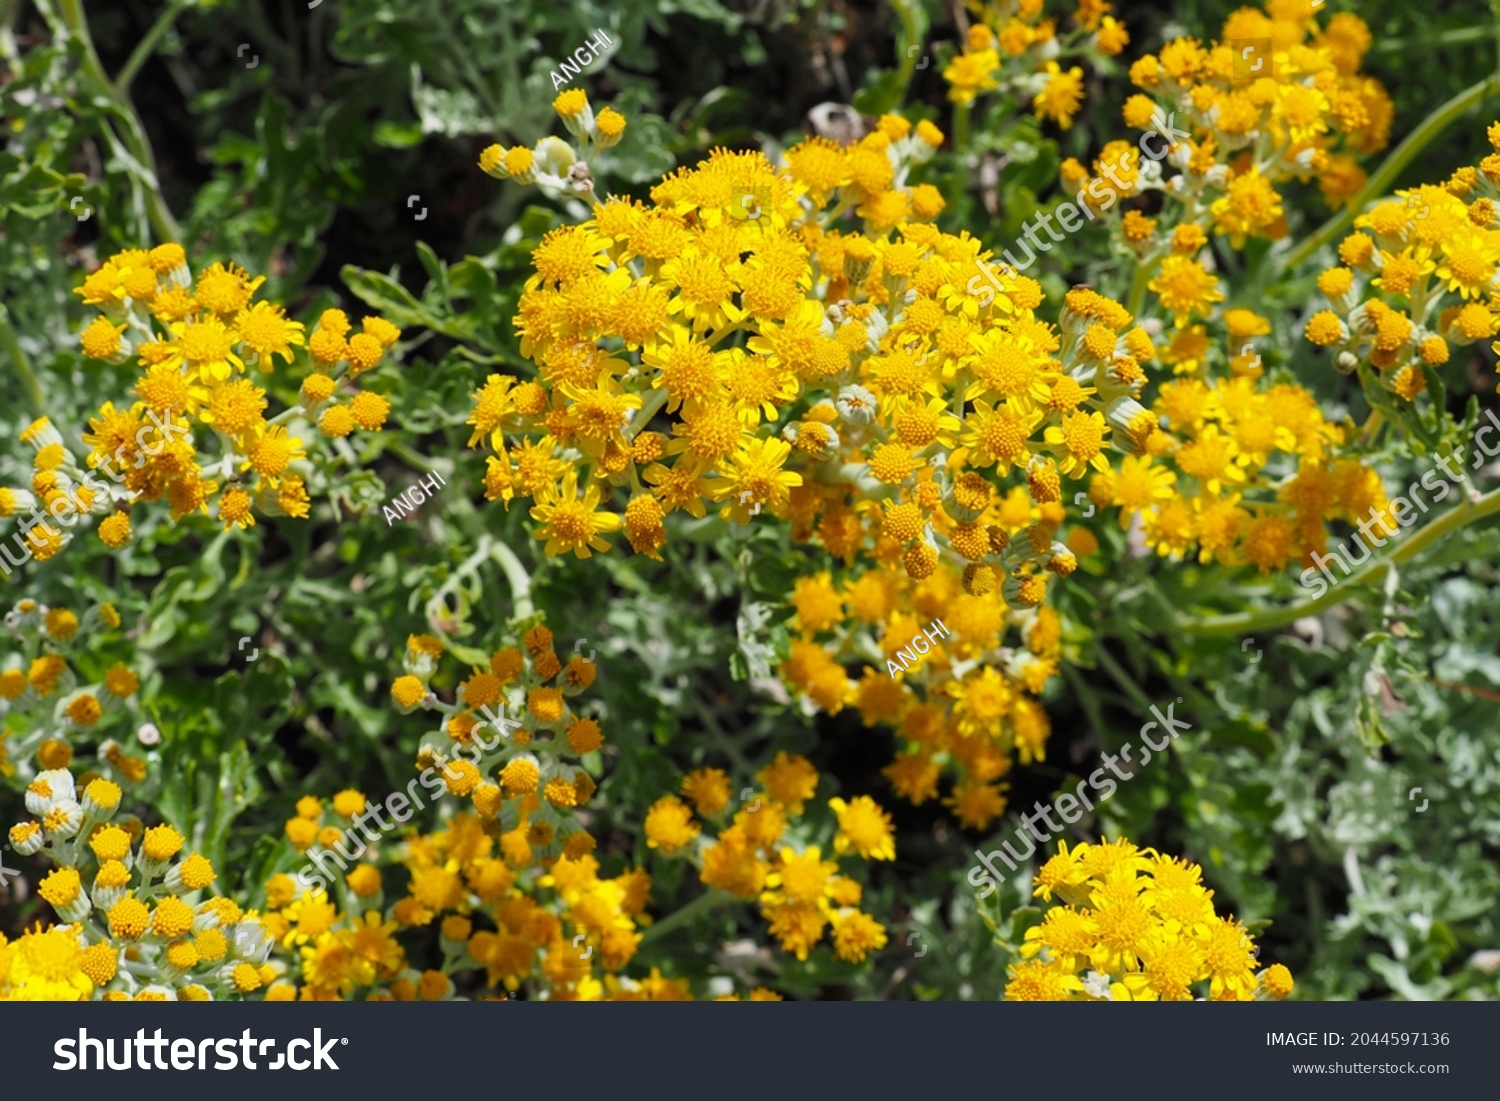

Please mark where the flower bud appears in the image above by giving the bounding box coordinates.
[836,385,878,425]
[10,820,44,856]
[42,800,83,839]
[26,769,75,816]
[82,778,122,820]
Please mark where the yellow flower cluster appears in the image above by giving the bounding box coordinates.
[1022,3,1399,574]
[0,925,109,1001]
[1005,838,1295,1001]
[1091,370,1365,572]
[792,568,1062,831]
[0,417,113,562]
[5,783,276,1001]
[468,96,1173,824]
[471,99,1156,588]
[70,247,401,538]
[384,624,603,853]
[257,812,688,1001]
[1305,122,1500,404]
[1067,2,1389,356]
[0,598,144,782]
[942,0,1130,126]
[647,754,894,963]
[468,94,971,563]
[1112,2,1389,255]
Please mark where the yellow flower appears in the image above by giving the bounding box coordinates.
[706,437,803,523]
[80,316,128,361]
[202,379,268,440]
[194,261,262,316]
[661,247,746,333]
[529,471,623,558]
[391,675,428,709]
[1033,63,1086,130]
[961,399,1043,474]
[1435,226,1500,299]
[1045,410,1111,478]
[827,796,895,861]
[217,487,256,530]
[319,405,356,438]
[1149,256,1224,326]
[943,778,1008,831]
[242,425,306,483]
[680,768,733,817]
[942,49,1000,107]
[0,926,94,1000]
[553,88,589,119]
[167,316,244,383]
[644,795,699,853]
[1106,454,1177,525]
[831,910,888,963]
[235,301,305,365]
[1005,959,1086,1000]
[349,390,391,431]
[757,752,819,815]
[594,107,627,147]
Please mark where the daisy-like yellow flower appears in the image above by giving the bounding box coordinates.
[1033,62,1086,130]
[660,248,747,334]
[236,300,306,366]
[1044,409,1111,478]
[960,399,1044,474]
[529,471,623,558]
[242,425,307,484]
[194,261,263,316]
[707,437,803,523]
[942,49,1000,107]
[167,316,245,383]
[1434,226,1500,300]
[1148,256,1224,327]
[827,796,895,861]
[1104,453,1176,526]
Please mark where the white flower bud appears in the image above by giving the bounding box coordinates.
[10,822,45,856]
[92,881,127,913]
[41,799,83,839]
[26,769,75,816]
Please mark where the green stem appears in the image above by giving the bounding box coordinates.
[1095,645,1154,713]
[385,439,448,482]
[0,304,44,416]
[629,387,669,438]
[115,0,190,93]
[1125,255,1156,320]
[892,0,922,106]
[266,404,306,428]
[953,101,971,155]
[1373,25,1495,54]
[639,888,734,945]
[1181,484,1500,637]
[1282,74,1500,274]
[492,0,525,135]
[427,533,495,624]
[58,0,181,243]
[490,538,535,620]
